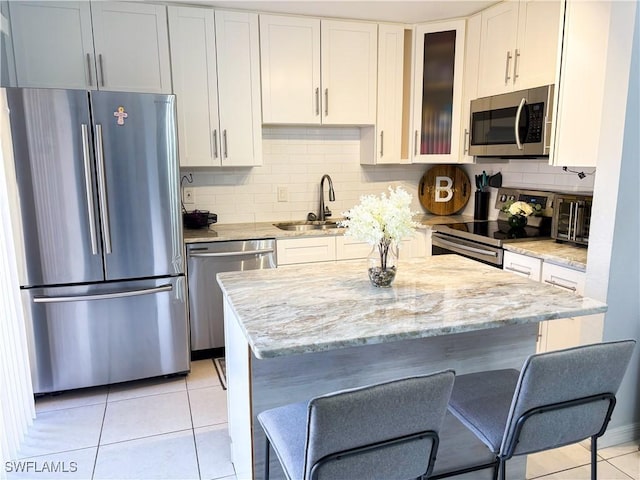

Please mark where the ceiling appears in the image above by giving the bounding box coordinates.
[179,1,501,24]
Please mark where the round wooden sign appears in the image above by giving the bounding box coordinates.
[418,165,471,215]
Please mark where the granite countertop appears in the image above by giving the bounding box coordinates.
[217,255,606,359]
[503,240,588,271]
[183,213,472,243]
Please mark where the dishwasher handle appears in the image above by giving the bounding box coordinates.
[189,248,275,258]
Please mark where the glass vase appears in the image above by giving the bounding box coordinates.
[367,243,398,288]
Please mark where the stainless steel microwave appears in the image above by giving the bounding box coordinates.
[468,84,554,157]
[551,193,592,246]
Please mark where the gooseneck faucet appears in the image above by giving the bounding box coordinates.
[319,174,335,221]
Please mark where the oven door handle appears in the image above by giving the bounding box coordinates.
[433,236,498,257]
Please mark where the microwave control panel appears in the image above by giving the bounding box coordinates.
[524,103,544,143]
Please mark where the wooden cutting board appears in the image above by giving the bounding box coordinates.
[418,165,471,215]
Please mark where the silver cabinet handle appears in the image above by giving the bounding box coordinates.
[223,130,228,158]
[514,97,526,150]
[81,124,99,255]
[544,279,577,292]
[98,54,105,87]
[380,130,384,157]
[463,128,470,155]
[504,51,513,85]
[33,284,173,303]
[190,248,275,258]
[433,237,498,257]
[86,53,93,87]
[505,265,532,276]
[324,88,328,116]
[414,130,418,156]
[513,49,520,83]
[94,124,112,254]
[315,88,319,116]
[212,130,218,159]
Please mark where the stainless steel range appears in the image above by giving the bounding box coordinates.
[431,188,555,267]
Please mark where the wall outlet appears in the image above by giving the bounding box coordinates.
[277,186,288,202]
[183,187,195,205]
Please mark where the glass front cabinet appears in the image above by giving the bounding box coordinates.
[411,20,466,163]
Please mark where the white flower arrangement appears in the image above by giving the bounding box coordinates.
[502,200,541,217]
[339,186,420,248]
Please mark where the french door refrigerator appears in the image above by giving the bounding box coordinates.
[3,88,189,394]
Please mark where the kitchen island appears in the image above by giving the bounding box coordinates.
[217,255,607,480]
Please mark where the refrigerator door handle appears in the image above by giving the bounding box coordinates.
[33,284,173,303]
[94,124,112,254]
[81,124,99,255]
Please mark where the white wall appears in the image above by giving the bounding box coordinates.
[182,127,595,225]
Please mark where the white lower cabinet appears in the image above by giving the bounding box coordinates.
[503,250,586,353]
[277,232,427,266]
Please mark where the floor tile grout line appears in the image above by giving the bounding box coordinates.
[603,458,636,480]
[90,399,109,480]
[185,386,203,480]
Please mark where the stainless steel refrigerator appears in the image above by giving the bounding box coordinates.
[3,88,189,394]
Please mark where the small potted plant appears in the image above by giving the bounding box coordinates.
[340,186,419,287]
[501,200,542,228]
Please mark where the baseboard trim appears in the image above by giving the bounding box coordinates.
[599,422,640,448]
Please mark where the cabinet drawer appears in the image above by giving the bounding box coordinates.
[276,237,336,265]
[541,262,585,295]
[503,251,542,281]
[336,236,370,261]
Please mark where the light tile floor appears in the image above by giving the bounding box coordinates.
[7,360,640,480]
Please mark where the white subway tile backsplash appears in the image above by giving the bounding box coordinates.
[182,126,595,224]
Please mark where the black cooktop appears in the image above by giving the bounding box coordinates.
[433,219,551,247]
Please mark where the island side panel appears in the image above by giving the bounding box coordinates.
[224,296,254,480]
[249,323,538,480]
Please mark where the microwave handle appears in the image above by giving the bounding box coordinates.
[514,97,526,150]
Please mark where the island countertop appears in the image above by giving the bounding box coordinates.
[217,255,607,359]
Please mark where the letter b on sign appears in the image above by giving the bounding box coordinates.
[435,176,453,203]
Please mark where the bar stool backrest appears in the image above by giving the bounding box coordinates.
[304,370,455,480]
[501,340,636,457]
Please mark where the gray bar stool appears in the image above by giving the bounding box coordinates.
[257,370,455,480]
[431,340,635,480]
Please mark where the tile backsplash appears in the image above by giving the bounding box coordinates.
[181,127,596,224]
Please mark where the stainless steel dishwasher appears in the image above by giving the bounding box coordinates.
[186,239,276,353]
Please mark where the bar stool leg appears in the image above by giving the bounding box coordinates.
[264,438,271,480]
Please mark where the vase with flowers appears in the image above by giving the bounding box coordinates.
[339,186,419,287]
[501,200,542,229]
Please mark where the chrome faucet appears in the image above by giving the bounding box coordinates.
[319,174,335,221]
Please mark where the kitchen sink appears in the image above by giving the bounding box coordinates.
[273,220,342,231]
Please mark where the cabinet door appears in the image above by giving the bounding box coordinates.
[9,1,94,89]
[541,262,585,295]
[215,11,262,167]
[168,6,221,167]
[458,12,481,163]
[260,14,320,124]
[90,2,171,93]
[276,237,336,266]
[514,0,561,91]
[412,19,466,163]
[372,24,408,164]
[477,1,519,97]
[321,20,377,125]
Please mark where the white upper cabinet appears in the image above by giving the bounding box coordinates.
[362,23,410,165]
[321,20,377,125]
[550,1,636,168]
[411,19,466,164]
[169,7,262,167]
[9,1,94,89]
[214,10,262,166]
[458,13,481,163]
[260,14,377,125]
[89,2,171,93]
[477,0,560,98]
[168,6,220,167]
[8,1,171,93]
